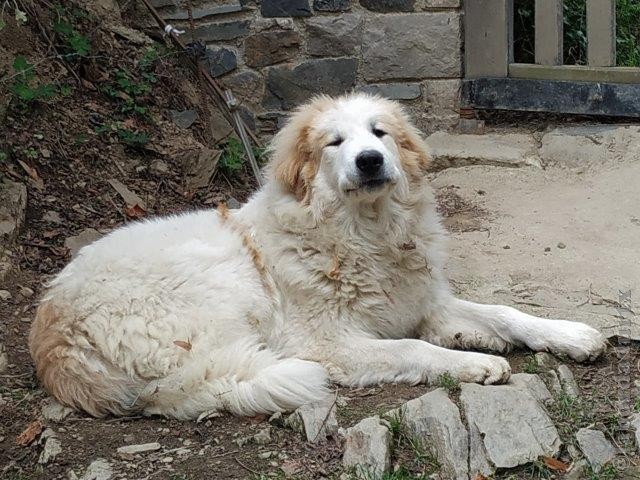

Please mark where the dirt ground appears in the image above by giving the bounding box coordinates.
[1,2,639,479]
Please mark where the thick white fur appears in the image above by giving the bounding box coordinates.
[30,94,606,419]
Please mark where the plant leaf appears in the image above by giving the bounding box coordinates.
[542,456,570,472]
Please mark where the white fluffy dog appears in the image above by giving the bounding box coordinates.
[30,94,606,419]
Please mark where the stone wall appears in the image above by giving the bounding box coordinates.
[146,0,462,137]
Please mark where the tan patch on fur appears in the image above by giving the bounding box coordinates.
[217,202,230,220]
[327,255,341,280]
[29,301,137,417]
[269,96,335,204]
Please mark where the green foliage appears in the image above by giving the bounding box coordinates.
[9,56,57,105]
[513,0,640,66]
[436,372,460,394]
[53,20,91,57]
[588,463,620,480]
[94,122,149,149]
[219,138,246,173]
[634,396,640,412]
[523,355,539,374]
[104,69,155,116]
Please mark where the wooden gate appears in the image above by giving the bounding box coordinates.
[462,0,640,117]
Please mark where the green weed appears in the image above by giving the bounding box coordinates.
[523,355,540,374]
[437,372,460,394]
[9,56,57,105]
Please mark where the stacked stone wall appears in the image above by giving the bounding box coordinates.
[147,0,463,136]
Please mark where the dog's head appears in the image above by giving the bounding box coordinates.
[267,93,430,205]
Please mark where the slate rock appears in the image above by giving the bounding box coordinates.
[360,0,415,12]
[508,372,553,404]
[203,48,237,78]
[362,13,461,81]
[261,0,311,17]
[42,210,62,224]
[264,58,357,110]
[314,0,351,11]
[65,229,102,257]
[557,364,580,398]
[576,428,617,471]
[359,83,422,100]
[221,70,264,105]
[80,458,113,480]
[192,20,250,42]
[117,442,161,455]
[42,398,74,421]
[534,352,557,370]
[342,416,391,479]
[244,30,301,68]
[632,413,640,454]
[461,380,561,471]
[38,429,62,464]
[160,2,243,20]
[307,14,364,57]
[286,399,338,442]
[398,388,468,479]
[170,109,198,129]
[0,180,27,244]
[0,343,8,373]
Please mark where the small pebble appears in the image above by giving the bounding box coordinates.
[544,247,551,252]
[557,242,566,249]
[503,245,510,249]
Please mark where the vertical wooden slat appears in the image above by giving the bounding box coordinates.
[464,0,514,77]
[586,0,616,66]
[535,0,564,65]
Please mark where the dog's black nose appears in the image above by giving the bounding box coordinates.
[355,150,384,178]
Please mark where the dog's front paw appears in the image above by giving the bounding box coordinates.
[443,352,511,385]
[541,321,607,362]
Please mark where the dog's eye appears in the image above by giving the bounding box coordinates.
[326,137,343,147]
[372,127,386,138]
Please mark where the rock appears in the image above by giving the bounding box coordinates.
[508,373,553,404]
[182,148,222,191]
[208,106,234,144]
[268,411,283,426]
[307,14,364,57]
[221,70,265,107]
[244,30,301,68]
[575,428,617,471]
[39,429,62,464]
[117,442,161,455]
[253,427,271,445]
[65,229,102,257]
[426,131,542,171]
[108,25,154,45]
[150,159,170,175]
[342,416,391,480]
[20,286,34,298]
[361,0,415,12]
[0,343,8,373]
[540,125,640,170]
[203,47,237,77]
[42,398,74,421]
[42,210,63,224]
[286,399,339,442]
[534,352,557,370]
[264,58,357,110]
[543,369,563,395]
[359,83,422,101]
[193,20,250,42]
[557,364,580,398]
[160,2,242,20]
[632,413,640,454]
[0,290,10,301]
[170,109,198,129]
[398,388,468,479]
[107,179,146,210]
[460,381,561,472]
[261,0,311,17]
[456,118,485,135]
[80,458,113,480]
[566,459,589,480]
[313,0,350,11]
[227,197,242,210]
[362,13,461,81]
[0,180,27,244]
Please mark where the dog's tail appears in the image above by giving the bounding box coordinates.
[140,339,330,419]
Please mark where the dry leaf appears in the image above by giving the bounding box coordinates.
[173,340,192,351]
[327,255,340,280]
[16,420,43,446]
[542,456,570,472]
[124,204,146,219]
[108,178,147,211]
[474,474,488,480]
[17,160,44,190]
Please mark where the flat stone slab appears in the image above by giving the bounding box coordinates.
[632,414,640,454]
[286,399,338,442]
[342,416,391,480]
[461,379,561,472]
[426,131,541,170]
[398,388,468,480]
[0,179,27,244]
[576,428,617,471]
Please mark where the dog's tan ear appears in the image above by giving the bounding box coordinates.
[394,108,431,180]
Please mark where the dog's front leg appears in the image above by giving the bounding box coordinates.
[423,297,606,362]
[318,337,511,387]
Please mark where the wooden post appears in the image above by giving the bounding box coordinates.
[464,0,514,77]
[586,0,616,66]
[535,0,563,65]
